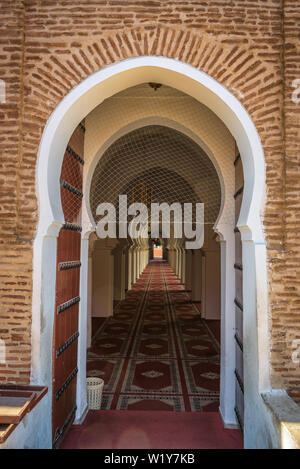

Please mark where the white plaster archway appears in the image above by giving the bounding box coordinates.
[32,56,270,448]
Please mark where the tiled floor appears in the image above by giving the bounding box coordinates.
[87,260,221,412]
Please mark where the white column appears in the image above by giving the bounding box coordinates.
[181,245,186,284]
[201,247,221,319]
[168,248,176,272]
[125,241,132,291]
[175,242,180,277]
[113,242,126,301]
[191,249,202,302]
[136,247,140,279]
[127,247,132,290]
[185,249,193,291]
[178,247,182,280]
[75,235,89,424]
[132,245,137,284]
[218,225,236,428]
[92,239,116,317]
[86,252,93,348]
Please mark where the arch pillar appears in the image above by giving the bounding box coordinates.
[217,223,236,427]
[180,241,186,284]
[167,238,176,272]
[201,226,221,320]
[131,240,138,284]
[113,239,127,301]
[92,238,117,317]
[191,249,203,302]
[141,238,149,271]
[86,234,97,349]
[162,239,168,261]
[185,248,193,292]
[136,240,141,279]
[175,239,181,278]
[125,238,133,291]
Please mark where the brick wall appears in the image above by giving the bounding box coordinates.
[0,1,32,384]
[0,0,299,401]
[271,0,300,400]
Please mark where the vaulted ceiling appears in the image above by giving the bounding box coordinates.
[90,125,221,225]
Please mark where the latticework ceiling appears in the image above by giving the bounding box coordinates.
[90,125,221,226]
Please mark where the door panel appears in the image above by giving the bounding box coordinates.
[235,375,244,428]
[52,123,85,448]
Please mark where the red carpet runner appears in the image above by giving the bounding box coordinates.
[61,410,243,449]
[87,260,221,412]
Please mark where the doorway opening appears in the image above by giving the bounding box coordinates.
[152,241,163,260]
[33,56,268,448]
[85,117,223,420]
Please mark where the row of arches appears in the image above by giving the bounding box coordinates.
[87,227,221,345]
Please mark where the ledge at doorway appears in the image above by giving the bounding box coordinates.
[0,384,48,445]
[262,390,300,449]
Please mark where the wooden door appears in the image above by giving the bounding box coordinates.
[234,150,244,430]
[52,123,85,448]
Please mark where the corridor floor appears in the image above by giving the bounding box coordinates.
[87,260,221,412]
[61,260,243,449]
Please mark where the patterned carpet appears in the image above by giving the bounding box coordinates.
[87,260,220,412]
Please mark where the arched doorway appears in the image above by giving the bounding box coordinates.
[32,57,269,448]
[85,121,223,423]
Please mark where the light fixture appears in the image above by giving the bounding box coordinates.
[148,82,162,91]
